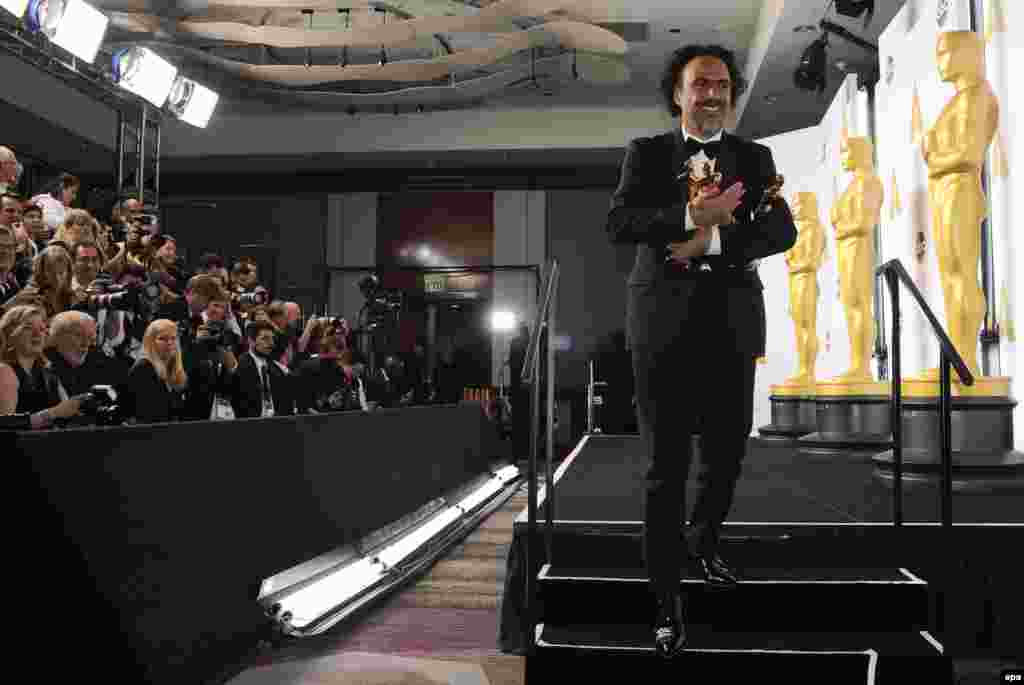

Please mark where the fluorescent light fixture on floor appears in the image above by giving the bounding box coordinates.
[1,0,30,18]
[26,0,108,63]
[455,477,504,514]
[167,75,219,128]
[494,465,519,482]
[374,506,462,570]
[113,46,178,107]
[278,557,383,630]
[268,468,518,633]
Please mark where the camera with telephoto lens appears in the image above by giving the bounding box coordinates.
[202,318,229,347]
[78,385,124,426]
[235,290,268,307]
[81,273,139,312]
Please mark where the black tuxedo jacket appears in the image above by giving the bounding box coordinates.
[229,353,295,419]
[607,130,797,355]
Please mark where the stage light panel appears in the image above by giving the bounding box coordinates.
[1,0,30,19]
[168,75,219,128]
[113,46,178,107]
[26,0,108,62]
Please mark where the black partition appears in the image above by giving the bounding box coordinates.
[10,403,504,683]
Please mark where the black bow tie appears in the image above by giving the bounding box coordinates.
[682,137,722,159]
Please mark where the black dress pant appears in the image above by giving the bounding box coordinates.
[627,275,757,598]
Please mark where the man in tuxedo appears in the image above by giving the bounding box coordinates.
[607,44,797,658]
[230,320,295,418]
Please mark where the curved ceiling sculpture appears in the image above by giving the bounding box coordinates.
[91,0,631,108]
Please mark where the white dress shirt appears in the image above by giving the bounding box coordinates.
[681,129,724,256]
[249,351,276,417]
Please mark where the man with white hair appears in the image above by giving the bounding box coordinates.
[0,146,18,193]
[46,310,103,396]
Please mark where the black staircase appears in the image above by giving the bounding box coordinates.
[519,258,956,683]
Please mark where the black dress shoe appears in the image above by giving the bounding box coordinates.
[653,593,687,659]
[697,554,739,588]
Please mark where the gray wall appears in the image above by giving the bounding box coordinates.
[161,195,327,315]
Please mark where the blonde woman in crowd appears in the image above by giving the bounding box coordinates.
[121,318,186,423]
[0,304,82,427]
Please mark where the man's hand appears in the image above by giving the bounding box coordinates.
[689,181,745,227]
[667,227,713,263]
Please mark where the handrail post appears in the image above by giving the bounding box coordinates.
[887,271,903,526]
[545,269,557,565]
[524,317,542,651]
[939,355,953,528]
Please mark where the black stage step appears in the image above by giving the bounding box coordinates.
[529,623,951,684]
[537,564,931,632]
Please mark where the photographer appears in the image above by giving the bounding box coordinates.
[104,220,150,278]
[229,319,295,418]
[294,318,368,414]
[0,305,83,428]
[44,311,103,397]
[0,225,20,305]
[121,319,186,424]
[4,244,75,319]
[229,257,269,325]
[181,274,239,420]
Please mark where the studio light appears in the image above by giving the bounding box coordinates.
[113,46,178,107]
[1,0,30,19]
[794,33,828,93]
[167,75,218,128]
[491,310,517,333]
[26,0,109,63]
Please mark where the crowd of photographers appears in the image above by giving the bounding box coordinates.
[0,153,447,430]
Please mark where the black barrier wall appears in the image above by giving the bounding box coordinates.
[12,403,504,683]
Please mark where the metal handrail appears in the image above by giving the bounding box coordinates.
[875,259,973,529]
[520,257,559,653]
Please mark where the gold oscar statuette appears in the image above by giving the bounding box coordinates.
[775,192,826,397]
[908,30,1009,398]
[819,136,887,396]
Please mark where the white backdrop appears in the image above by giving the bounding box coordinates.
[979,0,1021,438]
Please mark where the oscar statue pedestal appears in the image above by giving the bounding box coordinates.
[872,377,1024,492]
[758,383,816,441]
[797,379,892,458]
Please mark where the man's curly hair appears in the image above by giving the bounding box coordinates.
[659,44,748,118]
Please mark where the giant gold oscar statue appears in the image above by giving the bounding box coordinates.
[908,30,1009,397]
[818,136,888,396]
[775,192,826,395]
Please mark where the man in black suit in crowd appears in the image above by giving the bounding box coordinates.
[230,320,295,418]
[607,44,797,658]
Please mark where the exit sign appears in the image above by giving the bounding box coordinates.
[424,274,446,292]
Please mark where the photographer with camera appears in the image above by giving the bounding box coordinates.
[229,257,269,324]
[104,219,150,278]
[0,305,84,429]
[181,274,239,420]
[294,318,369,414]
